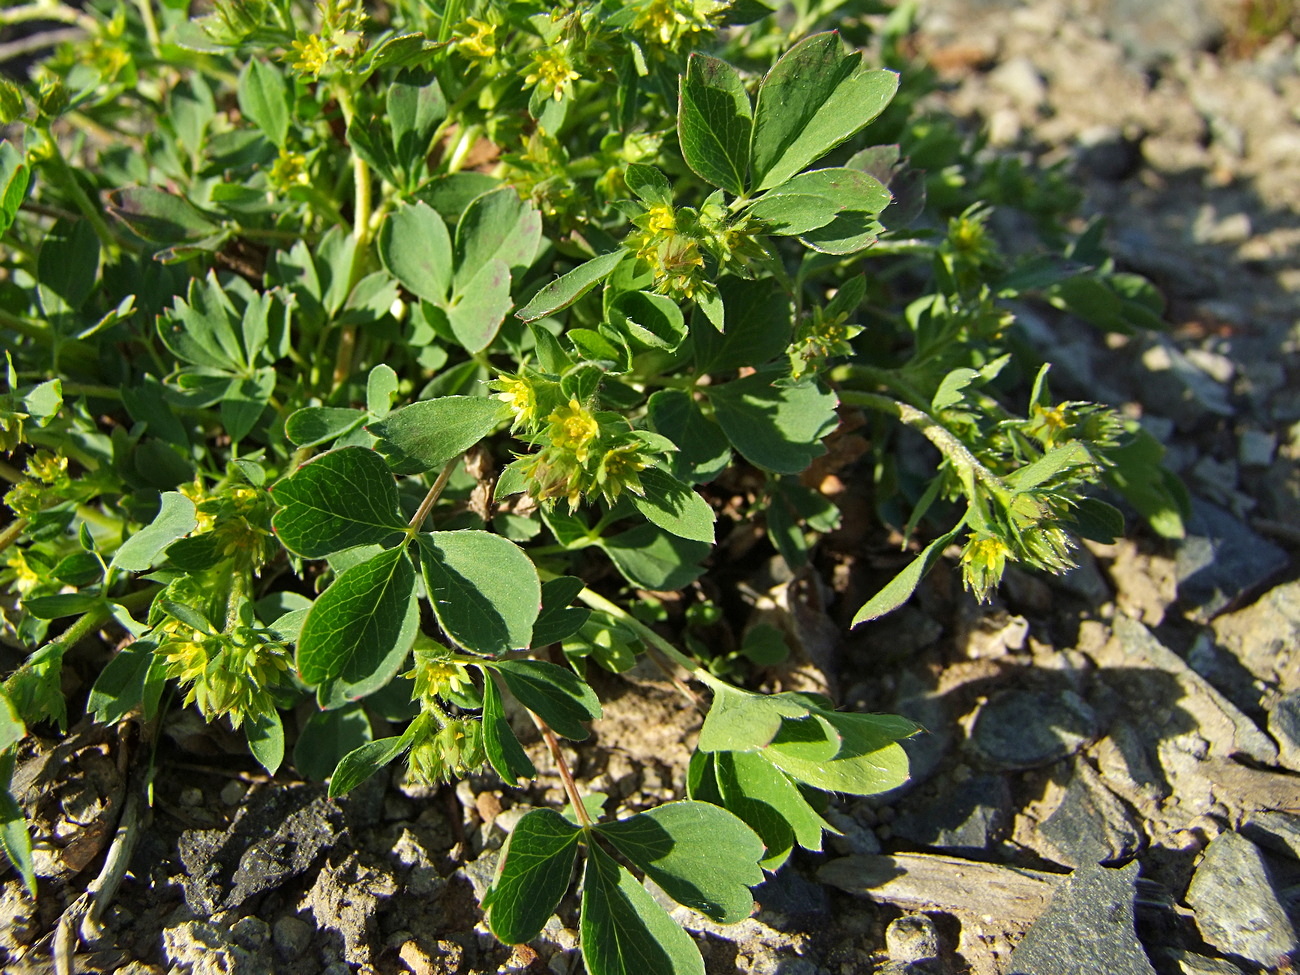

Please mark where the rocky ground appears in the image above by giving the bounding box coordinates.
[3,1,1300,973]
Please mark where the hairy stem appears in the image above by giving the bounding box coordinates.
[838,388,1010,497]
[407,456,461,533]
[532,713,591,827]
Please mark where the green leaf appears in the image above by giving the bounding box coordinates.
[678,53,752,195]
[715,750,832,869]
[271,446,407,559]
[296,546,419,694]
[495,659,601,741]
[37,217,100,316]
[85,642,159,723]
[367,364,399,418]
[765,710,914,795]
[237,58,290,146]
[648,390,732,485]
[453,186,542,289]
[1005,441,1096,491]
[21,592,103,620]
[246,708,284,774]
[691,277,792,374]
[851,528,960,626]
[447,257,512,353]
[739,624,790,666]
[483,808,581,944]
[480,672,536,787]
[624,163,672,206]
[388,71,445,172]
[0,688,24,753]
[418,531,540,655]
[159,272,242,371]
[0,141,30,234]
[750,33,899,191]
[1102,426,1188,540]
[220,368,276,442]
[697,686,810,753]
[608,290,687,351]
[379,201,453,304]
[581,843,705,975]
[630,468,715,543]
[327,729,415,797]
[368,395,504,475]
[106,186,221,244]
[749,168,891,236]
[0,782,35,898]
[709,372,838,474]
[284,406,368,447]
[110,491,198,572]
[533,576,592,648]
[931,367,979,412]
[1069,497,1125,544]
[599,523,709,590]
[798,209,884,255]
[515,251,624,323]
[294,705,373,781]
[594,800,763,923]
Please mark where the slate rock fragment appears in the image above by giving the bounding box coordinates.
[1007,860,1155,975]
[1241,811,1300,863]
[1175,498,1288,622]
[1185,831,1298,968]
[1268,691,1300,771]
[1039,759,1143,868]
[178,784,343,914]
[892,772,1012,855]
[969,688,1098,771]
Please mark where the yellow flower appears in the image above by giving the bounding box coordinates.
[406,649,473,707]
[5,550,41,596]
[547,399,600,462]
[960,533,1010,603]
[647,203,676,233]
[270,148,310,189]
[493,375,538,430]
[524,46,581,102]
[455,18,497,59]
[288,34,331,77]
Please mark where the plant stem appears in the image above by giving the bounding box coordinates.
[0,459,23,483]
[0,1,98,33]
[39,129,117,251]
[330,85,374,390]
[576,587,719,688]
[407,456,461,533]
[838,388,1010,495]
[132,0,160,56]
[531,713,592,827]
[0,517,29,555]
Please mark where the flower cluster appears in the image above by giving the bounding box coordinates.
[286,0,365,78]
[631,0,731,49]
[156,615,292,730]
[491,372,658,509]
[406,712,486,786]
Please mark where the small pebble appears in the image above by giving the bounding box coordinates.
[1237,429,1277,467]
[178,787,204,807]
[220,780,247,806]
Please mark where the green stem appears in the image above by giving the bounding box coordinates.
[132,0,160,55]
[331,86,373,389]
[437,0,464,45]
[0,460,22,483]
[838,389,1009,496]
[406,456,461,534]
[39,129,117,251]
[576,587,719,688]
[0,1,98,33]
[831,362,931,413]
[0,307,52,344]
[0,518,29,555]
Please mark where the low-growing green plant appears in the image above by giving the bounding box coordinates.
[0,0,1187,969]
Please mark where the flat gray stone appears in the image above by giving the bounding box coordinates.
[1241,811,1300,863]
[1112,615,1277,765]
[893,773,1012,854]
[1039,760,1143,868]
[969,688,1098,771]
[1268,691,1300,771]
[1185,831,1298,967]
[1175,498,1289,622]
[1007,860,1155,975]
